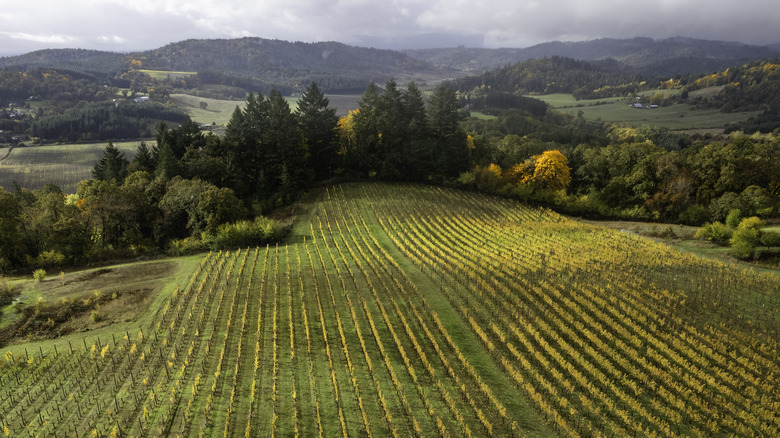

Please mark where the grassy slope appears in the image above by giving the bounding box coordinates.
[532,92,758,132]
[1,255,202,355]
[169,94,245,127]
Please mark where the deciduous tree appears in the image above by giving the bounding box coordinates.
[522,150,572,192]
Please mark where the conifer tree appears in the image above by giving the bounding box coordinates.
[402,82,431,180]
[295,82,339,181]
[428,85,470,178]
[132,141,156,173]
[92,142,129,183]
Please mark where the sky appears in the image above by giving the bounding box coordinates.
[1,0,779,56]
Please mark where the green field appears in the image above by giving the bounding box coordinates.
[0,141,145,193]
[531,93,758,132]
[170,94,246,127]
[1,182,778,437]
[171,93,362,127]
[136,70,198,80]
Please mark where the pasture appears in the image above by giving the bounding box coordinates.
[531,92,758,132]
[169,94,245,127]
[170,93,362,127]
[0,141,144,193]
[1,182,778,437]
[136,70,198,80]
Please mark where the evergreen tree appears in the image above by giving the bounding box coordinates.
[402,82,431,180]
[155,140,181,179]
[376,79,405,179]
[223,93,270,199]
[428,85,470,178]
[92,142,129,183]
[131,141,156,173]
[295,82,339,182]
[266,90,308,197]
[353,83,382,175]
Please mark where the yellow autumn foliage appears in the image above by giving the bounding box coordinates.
[521,150,572,192]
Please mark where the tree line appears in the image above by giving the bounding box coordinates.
[31,101,189,142]
[450,56,654,100]
[2,77,779,272]
[0,80,472,272]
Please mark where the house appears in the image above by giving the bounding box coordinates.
[631,103,643,109]
[133,96,150,103]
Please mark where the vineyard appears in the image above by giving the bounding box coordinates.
[1,182,779,437]
[0,142,142,193]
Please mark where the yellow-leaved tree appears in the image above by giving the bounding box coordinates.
[336,109,359,154]
[522,150,572,192]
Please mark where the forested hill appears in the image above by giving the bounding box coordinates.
[405,37,780,76]
[0,38,449,93]
[450,56,651,99]
[136,38,441,79]
[686,58,780,133]
[0,49,126,77]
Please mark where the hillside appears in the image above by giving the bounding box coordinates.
[1,182,778,437]
[405,37,780,76]
[3,36,776,96]
[0,37,450,94]
[0,48,126,77]
[450,56,650,99]
[134,38,446,89]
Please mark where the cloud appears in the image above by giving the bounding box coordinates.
[0,31,77,44]
[0,0,778,55]
[98,35,128,45]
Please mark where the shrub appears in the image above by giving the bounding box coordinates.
[737,216,765,231]
[207,216,283,249]
[694,222,733,243]
[90,310,102,323]
[725,209,743,228]
[33,250,65,269]
[33,269,47,282]
[678,204,710,225]
[473,164,503,192]
[0,281,17,307]
[760,231,780,247]
[167,237,208,256]
[729,227,760,259]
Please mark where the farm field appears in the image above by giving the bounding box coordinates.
[0,141,145,193]
[531,93,758,132]
[1,182,779,437]
[136,70,198,80]
[169,94,246,127]
[171,93,362,127]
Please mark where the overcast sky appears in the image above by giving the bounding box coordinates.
[1,0,779,55]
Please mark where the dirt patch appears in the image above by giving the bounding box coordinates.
[580,219,699,241]
[0,261,178,347]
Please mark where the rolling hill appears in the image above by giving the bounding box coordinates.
[405,37,780,76]
[3,36,778,95]
[0,38,450,94]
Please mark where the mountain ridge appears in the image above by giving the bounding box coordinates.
[1,36,778,93]
[404,37,780,76]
